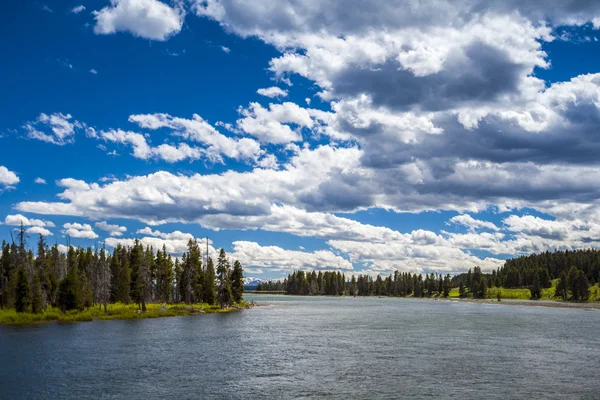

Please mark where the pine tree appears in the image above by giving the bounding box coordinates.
[203,257,216,305]
[216,249,232,309]
[57,260,82,312]
[458,280,466,298]
[31,273,43,314]
[231,260,244,303]
[14,266,31,313]
[530,272,542,300]
[442,274,450,297]
[555,271,568,301]
[577,271,590,301]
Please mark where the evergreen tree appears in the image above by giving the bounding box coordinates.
[530,272,542,300]
[203,257,216,305]
[442,274,450,297]
[231,260,244,303]
[458,280,466,298]
[14,266,30,313]
[216,249,232,309]
[555,271,568,301]
[31,273,43,314]
[57,260,81,312]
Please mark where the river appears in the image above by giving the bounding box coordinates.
[1,294,599,399]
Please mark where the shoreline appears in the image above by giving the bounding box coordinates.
[0,301,254,326]
[450,297,600,310]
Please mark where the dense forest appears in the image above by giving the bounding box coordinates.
[257,249,600,301]
[0,225,244,314]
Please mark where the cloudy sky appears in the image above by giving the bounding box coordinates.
[2,0,600,278]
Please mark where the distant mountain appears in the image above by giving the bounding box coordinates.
[243,277,268,288]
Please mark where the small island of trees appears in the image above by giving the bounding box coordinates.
[0,225,246,324]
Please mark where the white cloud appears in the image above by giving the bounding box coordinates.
[34,177,47,185]
[62,223,98,239]
[0,166,19,188]
[98,128,203,163]
[71,5,86,14]
[257,86,288,98]
[24,113,85,145]
[127,113,265,163]
[26,226,53,236]
[3,214,54,228]
[231,241,353,272]
[90,69,98,74]
[93,0,185,41]
[220,46,230,53]
[95,221,127,237]
[235,102,319,143]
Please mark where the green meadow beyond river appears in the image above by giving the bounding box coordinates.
[1,294,599,399]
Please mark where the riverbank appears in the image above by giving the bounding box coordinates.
[0,301,252,325]
[446,297,600,310]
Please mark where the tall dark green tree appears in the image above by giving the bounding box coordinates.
[231,260,244,303]
[203,257,216,305]
[57,258,82,312]
[14,266,31,313]
[530,272,542,300]
[31,273,43,314]
[555,271,568,301]
[216,249,232,309]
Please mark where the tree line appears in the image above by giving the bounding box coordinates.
[257,250,599,301]
[1,225,244,314]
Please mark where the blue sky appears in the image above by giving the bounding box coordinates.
[2,0,600,279]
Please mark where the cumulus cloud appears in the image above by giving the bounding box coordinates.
[24,113,85,145]
[93,0,185,41]
[128,113,265,163]
[234,102,334,144]
[62,223,98,239]
[25,226,53,236]
[448,214,499,231]
[231,241,353,272]
[34,177,47,185]
[257,86,288,98]
[3,214,55,228]
[95,221,127,237]
[0,166,19,188]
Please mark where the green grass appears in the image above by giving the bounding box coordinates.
[449,281,600,302]
[0,301,250,325]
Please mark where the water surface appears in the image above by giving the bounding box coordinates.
[1,295,599,399]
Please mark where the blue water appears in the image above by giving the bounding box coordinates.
[1,295,599,399]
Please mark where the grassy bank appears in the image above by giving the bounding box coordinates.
[0,301,250,325]
[447,282,600,302]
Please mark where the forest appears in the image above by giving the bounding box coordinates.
[0,225,245,316]
[257,249,600,301]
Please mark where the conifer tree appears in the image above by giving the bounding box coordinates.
[555,271,568,301]
[442,274,450,297]
[14,266,30,313]
[31,273,43,314]
[58,258,82,312]
[203,257,216,305]
[231,260,244,303]
[530,272,542,300]
[216,249,232,309]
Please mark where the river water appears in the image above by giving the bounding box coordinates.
[1,295,599,399]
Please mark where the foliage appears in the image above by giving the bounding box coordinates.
[0,235,245,321]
